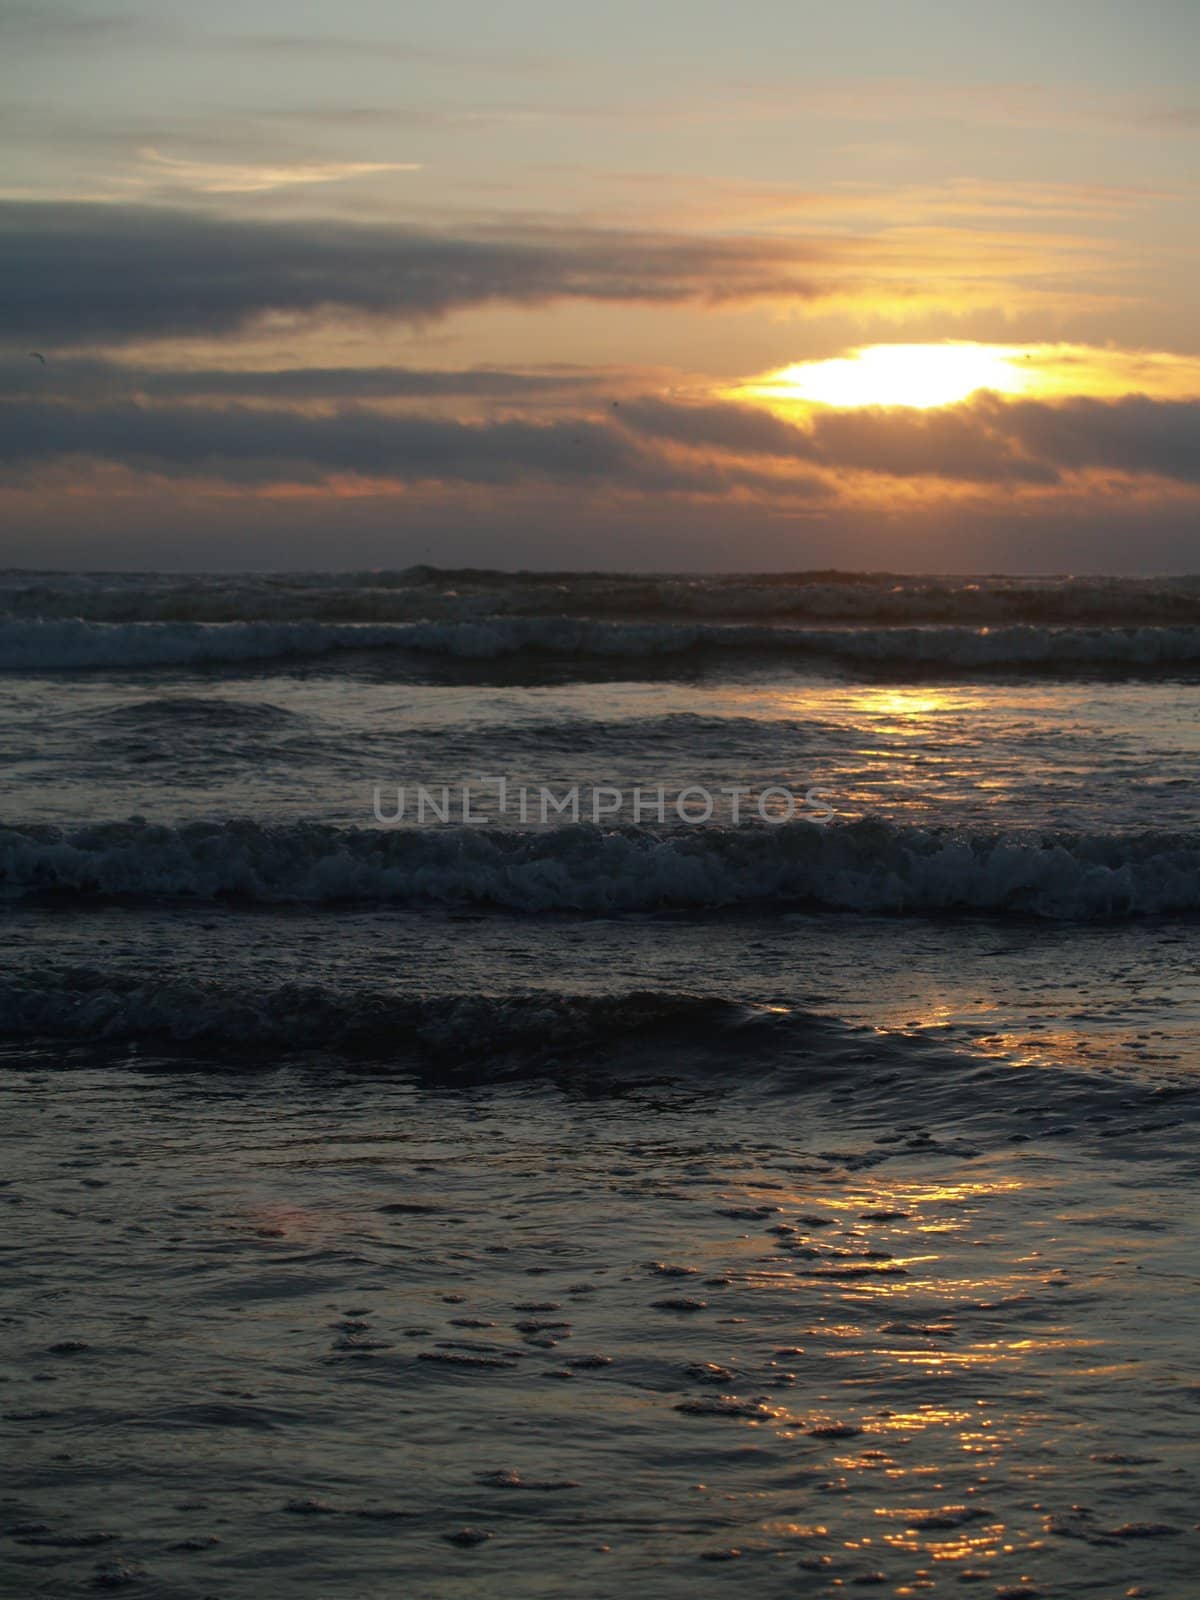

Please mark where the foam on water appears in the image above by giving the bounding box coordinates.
[5,615,1200,674]
[3,817,1198,917]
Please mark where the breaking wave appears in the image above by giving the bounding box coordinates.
[5,569,1200,626]
[0,979,808,1065]
[2,817,1198,918]
[3,974,1188,1137]
[5,616,1200,674]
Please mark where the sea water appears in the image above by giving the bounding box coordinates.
[2,568,1198,1597]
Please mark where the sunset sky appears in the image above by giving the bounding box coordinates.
[2,0,1198,570]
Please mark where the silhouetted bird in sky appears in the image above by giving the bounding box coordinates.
[29,352,46,364]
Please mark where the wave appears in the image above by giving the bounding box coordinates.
[6,616,1200,674]
[0,975,1036,1111]
[3,817,1198,917]
[3,975,1186,1140]
[0,973,742,1057]
[1,981,886,1084]
[5,569,1200,626]
[101,695,300,728]
[0,976,946,1091]
[0,977,1009,1120]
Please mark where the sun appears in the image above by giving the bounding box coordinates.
[727,342,1200,414]
[734,343,1035,411]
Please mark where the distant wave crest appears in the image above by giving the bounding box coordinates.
[5,616,1200,674]
[5,569,1200,626]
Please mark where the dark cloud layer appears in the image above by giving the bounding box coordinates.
[616,394,1056,484]
[0,355,603,402]
[2,389,1197,495]
[617,394,1200,487]
[0,397,788,495]
[0,202,828,346]
[985,394,1200,484]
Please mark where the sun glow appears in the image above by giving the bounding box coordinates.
[731,341,1200,415]
[739,344,1032,411]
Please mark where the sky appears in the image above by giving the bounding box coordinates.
[1,0,1198,571]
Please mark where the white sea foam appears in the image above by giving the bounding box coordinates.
[4,616,1200,673]
[2,818,1197,917]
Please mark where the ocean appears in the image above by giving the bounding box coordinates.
[2,567,1198,1599]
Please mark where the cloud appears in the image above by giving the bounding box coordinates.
[0,201,832,346]
[123,149,421,196]
[805,405,1061,485]
[987,394,1200,484]
[615,398,810,456]
[617,393,1200,488]
[0,396,822,498]
[3,389,1198,499]
[4,356,1196,499]
[0,356,610,402]
[0,4,148,45]
[234,31,564,75]
[636,174,1156,232]
[615,396,1053,483]
[720,77,1200,140]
